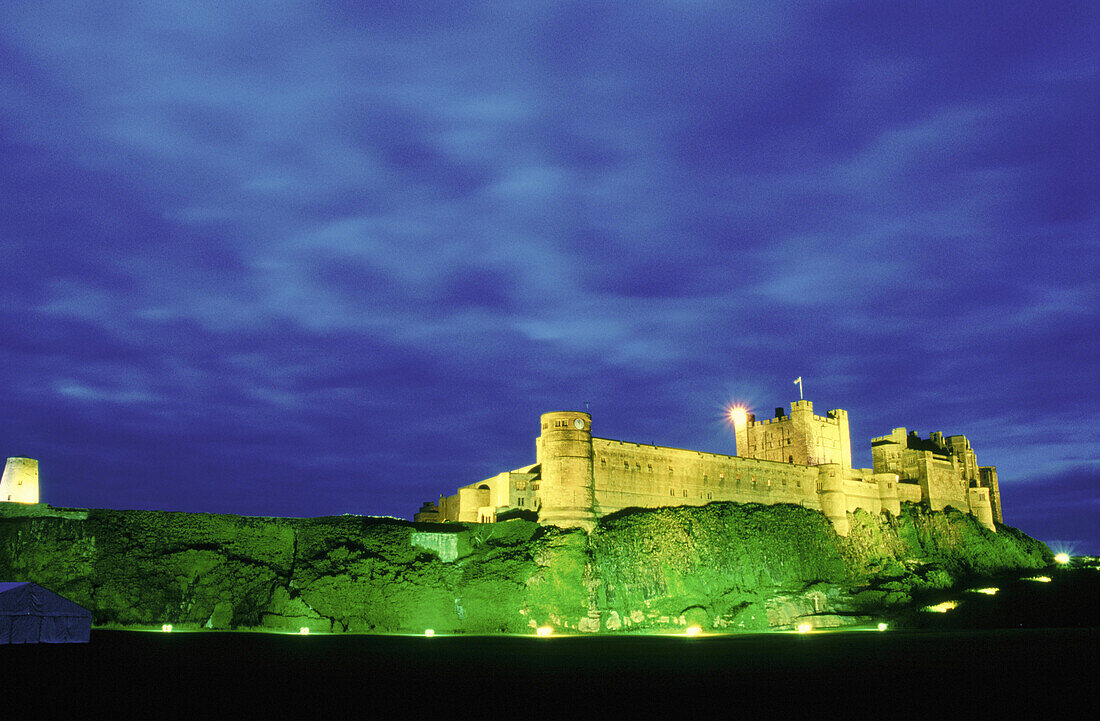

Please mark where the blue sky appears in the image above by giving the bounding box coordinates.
[1,1,1097,551]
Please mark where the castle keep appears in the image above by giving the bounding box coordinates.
[414,400,1002,535]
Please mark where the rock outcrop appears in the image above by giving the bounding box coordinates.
[0,501,1050,633]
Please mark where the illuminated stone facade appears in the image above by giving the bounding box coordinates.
[0,457,39,504]
[415,400,1002,536]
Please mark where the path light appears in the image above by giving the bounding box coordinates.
[877,623,888,632]
[923,601,958,613]
[1024,576,1051,583]
[299,627,309,635]
[971,587,999,595]
[424,629,435,637]
[685,625,701,637]
[536,626,553,637]
[796,623,812,634]
[1054,553,1070,565]
[161,624,172,632]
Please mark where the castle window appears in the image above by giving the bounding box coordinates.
[517,497,525,506]
[707,492,712,500]
[515,480,527,490]
[682,489,688,497]
[669,489,675,496]
[532,483,539,490]
[751,480,757,489]
[719,472,725,479]
[600,458,606,466]
[647,464,652,471]
[703,474,708,483]
[668,466,674,475]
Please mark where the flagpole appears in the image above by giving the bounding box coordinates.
[794,377,803,400]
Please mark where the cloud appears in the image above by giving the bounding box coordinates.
[0,1,1095,549]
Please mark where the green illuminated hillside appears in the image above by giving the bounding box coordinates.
[0,501,1051,633]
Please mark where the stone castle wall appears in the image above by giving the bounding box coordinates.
[416,400,1001,536]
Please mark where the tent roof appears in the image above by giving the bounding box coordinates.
[0,582,91,617]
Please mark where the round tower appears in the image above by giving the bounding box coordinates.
[875,472,901,516]
[537,411,597,532]
[817,463,849,536]
[968,487,996,532]
[0,457,39,504]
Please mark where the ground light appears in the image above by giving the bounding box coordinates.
[1024,576,1052,583]
[536,626,553,637]
[161,624,172,632]
[685,625,701,637]
[299,627,309,635]
[970,587,999,595]
[877,623,888,632]
[796,623,812,633]
[424,629,435,637]
[1054,553,1071,565]
[923,601,959,613]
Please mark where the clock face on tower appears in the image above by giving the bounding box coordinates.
[573,418,584,429]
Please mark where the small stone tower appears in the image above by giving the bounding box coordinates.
[536,411,597,531]
[0,457,39,504]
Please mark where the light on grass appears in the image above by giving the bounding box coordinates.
[923,601,959,613]
[424,629,435,637]
[971,587,999,595]
[299,627,309,635]
[685,625,701,637]
[796,623,812,634]
[877,623,888,632]
[161,624,172,632]
[536,626,553,637]
[1054,553,1071,565]
[1024,576,1052,583]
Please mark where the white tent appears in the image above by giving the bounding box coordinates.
[0,582,91,644]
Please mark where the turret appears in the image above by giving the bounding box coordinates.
[874,472,901,516]
[817,463,849,536]
[536,412,597,532]
[0,457,39,504]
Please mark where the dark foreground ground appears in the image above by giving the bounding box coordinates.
[4,566,1097,716]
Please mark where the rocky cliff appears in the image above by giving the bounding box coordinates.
[0,501,1050,633]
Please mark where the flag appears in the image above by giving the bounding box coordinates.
[793,376,801,384]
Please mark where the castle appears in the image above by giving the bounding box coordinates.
[414,400,1002,535]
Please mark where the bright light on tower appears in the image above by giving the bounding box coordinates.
[728,406,748,429]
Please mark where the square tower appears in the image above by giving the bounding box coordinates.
[735,401,852,468]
